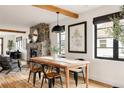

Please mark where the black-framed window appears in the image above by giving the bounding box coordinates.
[57,26,65,55]
[94,12,124,61]
[16,36,22,50]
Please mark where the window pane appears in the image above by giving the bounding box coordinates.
[97,28,113,38]
[118,19,124,59]
[61,40,65,46]
[99,40,106,48]
[16,36,22,50]
[56,28,65,55]
[61,34,65,40]
[97,38,113,47]
[96,22,113,58]
[61,46,65,55]
[97,48,113,57]
[97,22,113,28]
[119,41,124,58]
[57,33,60,43]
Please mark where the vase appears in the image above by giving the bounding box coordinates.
[53,53,58,60]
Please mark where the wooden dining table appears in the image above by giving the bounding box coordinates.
[30,56,90,88]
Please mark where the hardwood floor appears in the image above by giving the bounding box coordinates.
[0,66,111,88]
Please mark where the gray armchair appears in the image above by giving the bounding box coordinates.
[0,55,21,74]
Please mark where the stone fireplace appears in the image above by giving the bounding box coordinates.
[27,23,50,61]
[30,48,38,58]
[27,42,42,60]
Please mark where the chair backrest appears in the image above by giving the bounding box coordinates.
[75,58,85,61]
[58,55,66,58]
[75,58,85,69]
[41,65,54,78]
[28,60,42,70]
[10,51,21,59]
[41,65,48,77]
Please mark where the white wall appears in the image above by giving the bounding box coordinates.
[0,24,29,60]
[50,5,124,87]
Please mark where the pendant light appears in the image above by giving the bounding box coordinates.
[52,12,64,33]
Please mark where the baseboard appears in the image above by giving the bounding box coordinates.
[89,79,112,88]
[69,73,112,88]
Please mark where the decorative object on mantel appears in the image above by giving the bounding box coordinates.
[28,34,33,43]
[106,5,124,45]
[68,21,87,53]
[52,12,64,33]
[32,29,38,42]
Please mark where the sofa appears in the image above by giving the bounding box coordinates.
[0,55,21,74]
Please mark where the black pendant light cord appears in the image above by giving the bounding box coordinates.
[56,12,59,25]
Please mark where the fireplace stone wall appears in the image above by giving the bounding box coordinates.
[27,23,50,61]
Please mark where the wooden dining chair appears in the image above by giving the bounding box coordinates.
[41,65,63,88]
[28,61,42,87]
[69,58,85,87]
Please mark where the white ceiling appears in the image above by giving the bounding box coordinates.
[0,5,102,27]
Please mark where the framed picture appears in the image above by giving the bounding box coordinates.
[68,21,87,53]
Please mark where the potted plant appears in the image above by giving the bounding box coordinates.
[7,40,14,55]
[106,5,124,45]
[45,45,60,59]
[51,46,60,58]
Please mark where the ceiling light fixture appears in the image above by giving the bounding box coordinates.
[52,12,64,33]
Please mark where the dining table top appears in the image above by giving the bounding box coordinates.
[30,56,90,68]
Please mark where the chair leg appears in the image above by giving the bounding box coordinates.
[6,64,12,74]
[82,70,85,83]
[6,69,12,74]
[28,71,32,82]
[52,78,55,87]
[56,67,60,74]
[41,76,44,88]
[60,77,63,88]
[74,72,78,87]
[38,71,41,79]
[48,79,52,88]
[33,72,36,87]
[45,78,47,83]
[17,60,21,71]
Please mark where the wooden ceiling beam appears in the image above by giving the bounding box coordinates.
[32,5,79,18]
[0,29,26,33]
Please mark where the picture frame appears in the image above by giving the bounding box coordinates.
[68,21,87,53]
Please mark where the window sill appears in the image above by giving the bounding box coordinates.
[95,56,124,62]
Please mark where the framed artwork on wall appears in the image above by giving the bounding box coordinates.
[68,21,87,53]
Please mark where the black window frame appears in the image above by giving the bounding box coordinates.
[94,12,124,61]
[16,36,22,49]
[57,25,65,55]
